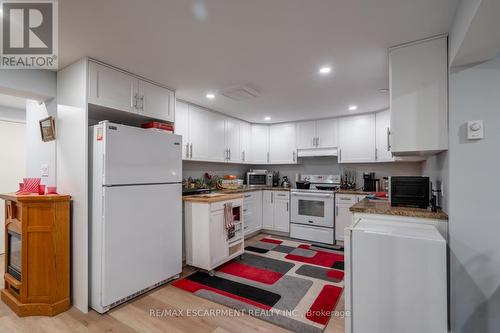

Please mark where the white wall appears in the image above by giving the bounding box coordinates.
[421,151,449,212]
[25,99,57,186]
[448,55,500,333]
[0,69,56,101]
[0,106,25,123]
[0,121,26,254]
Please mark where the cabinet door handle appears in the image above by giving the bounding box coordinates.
[267,152,270,163]
[186,143,190,159]
[339,149,342,162]
[336,205,338,216]
[242,151,245,162]
[312,137,315,147]
[244,194,251,198]
[190,143,193,158]
[133,93,138,109]
[271,192,273,203]
[387,128,391,151]
[286,202,289,211]
[375,148,378,161]
[292,151,296,162]
[229,149,231,160]
[317,137,320,146]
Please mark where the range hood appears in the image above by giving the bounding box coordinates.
[297,147,338,157]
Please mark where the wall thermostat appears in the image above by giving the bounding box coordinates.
[467,120,484,140]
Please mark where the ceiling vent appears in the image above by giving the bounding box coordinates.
[219,84,260,101]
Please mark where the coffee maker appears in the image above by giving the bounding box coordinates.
[363,172,379,192]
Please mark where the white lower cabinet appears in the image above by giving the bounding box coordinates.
[262,191,290,233]
[335,194,362,241]
[185,198,244,271]
[243,191,263,236]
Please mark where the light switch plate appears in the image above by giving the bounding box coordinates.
[41,164,49,177]
[467,120,484,140]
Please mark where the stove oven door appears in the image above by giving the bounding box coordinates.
[291,192,334,227]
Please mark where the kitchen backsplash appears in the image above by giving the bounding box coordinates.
[183,157,422,188]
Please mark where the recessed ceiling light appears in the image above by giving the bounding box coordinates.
[378,88,389,93]
[264,116,271,121]
[319,66,332,75]
[348,105,358,111]
[206,93,215,99]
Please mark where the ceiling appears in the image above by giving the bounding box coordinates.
[59,0,459,123]
[0,93,26,110]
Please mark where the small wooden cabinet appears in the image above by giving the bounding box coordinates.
[1,194,71,317]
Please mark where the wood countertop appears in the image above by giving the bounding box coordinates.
[182,193,244,203]
[350,198,448,220]
[0,193,71,202]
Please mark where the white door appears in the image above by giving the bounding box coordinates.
[225,118,241,163]
[274,194,290,232]
[206,113,226,162]
[317,118,338,148]
[335,204,353,241]
[88,62,138,113]
[269,123,296,164]
[100,123,182,185]
[338,114,376,163]
[174,101,190,160]
[239,121,251,163]
[296,121,317,149]
[262,191,274,229]
[188,105,209,161]
[101,183,182,307]
[250,124,269,164]
[210,209,229,265]
[0,121,25,254]
[138,80,174,122]
[375,110,394,162]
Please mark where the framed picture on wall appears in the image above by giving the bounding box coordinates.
[39,116,56,142]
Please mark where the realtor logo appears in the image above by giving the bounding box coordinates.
[0,0,58,69]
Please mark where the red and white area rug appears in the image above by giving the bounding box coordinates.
[173,236,344,333]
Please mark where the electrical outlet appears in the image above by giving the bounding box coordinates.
[41,164,49,177]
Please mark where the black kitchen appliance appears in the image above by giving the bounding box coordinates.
[272,171,280,187]
[390,176,430,209]
[295,181,311,189]
[363,172,379,192]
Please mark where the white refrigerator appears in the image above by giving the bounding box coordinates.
[344,218,447,333]
[89,121,182,313]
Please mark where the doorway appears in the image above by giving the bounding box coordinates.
[0,94,26,254]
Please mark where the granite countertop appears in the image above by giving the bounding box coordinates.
[335,189,376,195]
[219,186,291,193]
[350,198,448,221]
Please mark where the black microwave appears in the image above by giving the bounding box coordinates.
[390,176,430,209]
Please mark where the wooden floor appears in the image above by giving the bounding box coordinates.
[0,233,345,333]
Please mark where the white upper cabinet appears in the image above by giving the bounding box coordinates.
[297,121,317,149]
[225,118,241,163]
[296,119,338,150]
[269,123,297,164]
[250,124,270,164]
[389,36,448,155]
[138,80,175,122]
[239,121,251,163]
[317,118,338,148]
[375,110,394,162]
[88,62,137,113]
[206,112,226,162]
[174,101,190,159]
[88,61,175,122]
[338,114,376,163]
[188,105,209,161]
